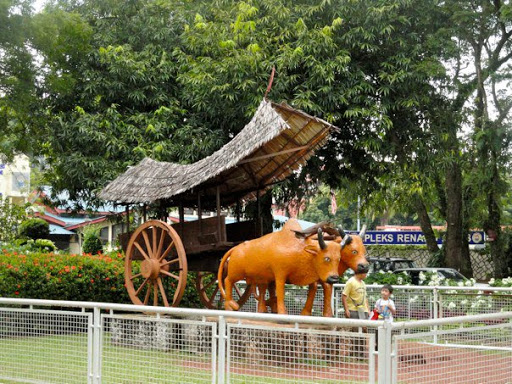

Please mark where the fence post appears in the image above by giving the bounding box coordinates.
[433,287,439,343]
[92,307,102,384]
[217,316,227,384]
[332,285,338,317]
[377,322,392,384]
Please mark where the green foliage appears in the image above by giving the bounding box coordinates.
[181,273,203,309]
[0,243,205,307]
[489,277,512,288]
[0,198,27,242]
[33,239,57,252]
[0,0,40,159]
[82,225,103,255]
[18,218,49,240]
[0,249,131,303]
[364,271,412,286]
[2,0,512,277]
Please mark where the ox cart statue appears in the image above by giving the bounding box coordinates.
[99,99,341,311]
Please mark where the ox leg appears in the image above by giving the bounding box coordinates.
[224,278,240,311]
[321,282,334,317]
[275,278,288,315]
[266,282,278,313]
[301,282,317,316]
[256,284,268,313]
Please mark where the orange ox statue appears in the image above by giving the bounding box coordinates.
[217,219,342,315]
[294,222,369,316]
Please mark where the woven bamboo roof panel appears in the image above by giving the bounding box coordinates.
[99,99,336,207]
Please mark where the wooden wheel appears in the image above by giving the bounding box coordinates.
[125,220,187,307]
[196,271,253,310]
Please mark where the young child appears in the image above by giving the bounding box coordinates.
[374,284,396,322]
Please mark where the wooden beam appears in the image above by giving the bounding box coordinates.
[260,125,330,185]
[216,186,222,242]
[179,200,185,235]
[257,189,262,237]
[237,146,308,165]
[198,190,203,233]
[125,205,130,233]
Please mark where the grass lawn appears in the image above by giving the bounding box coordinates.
[0,333,367,384]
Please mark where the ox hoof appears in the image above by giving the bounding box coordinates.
[226,300,240,311]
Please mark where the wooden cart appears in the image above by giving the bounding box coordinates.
[99,99,336,309]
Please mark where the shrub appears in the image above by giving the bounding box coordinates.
[488,277,512,287]
[82,225,103,255]
[341,270,412,285]
[365,271,412,286]
[0,247,206,307]
[0,199,28,242]
[33,239,57,252]
[0,249,131,303]
[18,218,49,240]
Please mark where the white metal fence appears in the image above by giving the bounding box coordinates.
[240,284,512,321]
[0,297,511,384]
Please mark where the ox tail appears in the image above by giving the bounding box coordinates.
[217,248,240,311]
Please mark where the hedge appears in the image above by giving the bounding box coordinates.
[0,248,204,307]
[0,250,131,303]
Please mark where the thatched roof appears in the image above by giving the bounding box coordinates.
[99,99,337,207]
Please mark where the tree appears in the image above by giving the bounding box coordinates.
[30,0,222,208]
[12,0,512,278]
[432,0,512,277]
[0,0,38,160]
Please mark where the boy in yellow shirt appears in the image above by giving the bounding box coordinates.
[342,271,369,359]
[342,271,369,319]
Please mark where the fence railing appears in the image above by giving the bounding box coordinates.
[238,283,512,321]
[0,298,511,384]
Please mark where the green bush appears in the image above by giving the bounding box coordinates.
[489,277,512,287]
[33,239,57,252]
[0,249,131,303]
[82,225,103,255]
[18,218,49,240]
[0,198,27,242]
[0,246,206,307]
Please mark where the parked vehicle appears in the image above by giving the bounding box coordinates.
[393,267,476,285]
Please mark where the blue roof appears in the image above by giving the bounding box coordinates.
[49,224,74,235]
[45,212,102,227]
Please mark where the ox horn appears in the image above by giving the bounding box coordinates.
[340,234,350,248]
[338,226,346,238]
[317,228,327,250]
[358,224,367,239]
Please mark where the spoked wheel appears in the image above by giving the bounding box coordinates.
[196,271,253,310]
[125,220,187,307]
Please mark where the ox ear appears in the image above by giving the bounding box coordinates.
[303,244,319,256]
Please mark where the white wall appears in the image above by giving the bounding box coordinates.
[0,154,30,202]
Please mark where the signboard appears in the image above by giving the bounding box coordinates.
[346,230,485,246]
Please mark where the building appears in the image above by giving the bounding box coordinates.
[31,187,128,253]
[0,154,30,204]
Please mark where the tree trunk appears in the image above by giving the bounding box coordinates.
[261,191,274,235]
[414,196,439,255]
[444,162,472,276]
[485,164,507,277]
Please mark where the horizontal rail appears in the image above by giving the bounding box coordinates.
[390,310,512,329]
[0,297,384,328]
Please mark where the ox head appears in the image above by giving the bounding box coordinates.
[337,225,369,275]
[303,228,342,284]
